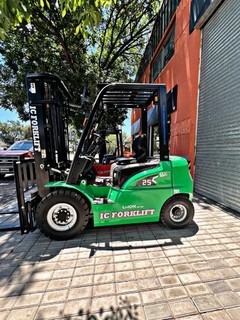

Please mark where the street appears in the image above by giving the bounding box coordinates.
[0,174,17,211]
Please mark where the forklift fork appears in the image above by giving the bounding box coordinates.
[14,160,39,234]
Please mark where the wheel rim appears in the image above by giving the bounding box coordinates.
[47,203,77,231]
[170,204,187,223]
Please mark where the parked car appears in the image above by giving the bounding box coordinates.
[0,140,33,178]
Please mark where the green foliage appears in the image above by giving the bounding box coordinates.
[105,133,118,154]
[0,0,160,131]
[0,0,112,40]
[22,124,32,139]
[122,131,131,145]
[105,130,130,154]
[0,2,88,121]
[0,0,31,40]
[0,120,30,145]
[92,0,158,82]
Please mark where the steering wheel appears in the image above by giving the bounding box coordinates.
[93,133,109,144]
[86,133,109,156]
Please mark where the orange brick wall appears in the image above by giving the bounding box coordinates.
[134,0,201,175]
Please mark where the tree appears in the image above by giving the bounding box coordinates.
[0,0,160,130]
[22,123,32,139]
[0,0,107,40]
[92,0,158,81]
[0,1,88,122]
[0,120,31,145]
[104,131,130,154]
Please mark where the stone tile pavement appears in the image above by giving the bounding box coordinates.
[0,193,240,319]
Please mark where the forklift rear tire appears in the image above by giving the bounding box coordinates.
[36,189,90,240]
[160,195,194,229]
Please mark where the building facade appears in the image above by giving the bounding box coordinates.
[132,0,240,212]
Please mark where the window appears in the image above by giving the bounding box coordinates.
[151,49,164,83]
[151,23,175,82]
[135,0,181,82]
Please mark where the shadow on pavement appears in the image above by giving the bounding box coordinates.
[84,222,199,258]
[54,296,140,320]
[194,192,240,220]
[35,220,199,261]
[0,221,199,301]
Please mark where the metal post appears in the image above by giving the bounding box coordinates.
[158,85,169,161]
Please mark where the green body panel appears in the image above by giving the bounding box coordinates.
[92,188,173,226]
[45,180,95,203]
[45,157,193,228]
[170,156,193,200]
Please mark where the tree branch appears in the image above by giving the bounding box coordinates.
[104,17,156,71]
[32,9,77,73]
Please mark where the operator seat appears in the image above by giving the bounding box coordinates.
[116,134,147,165]
[133,134,147,163]
[111,134,159,187]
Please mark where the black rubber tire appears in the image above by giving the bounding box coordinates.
[160,195,194,229]
[36,189,90,240]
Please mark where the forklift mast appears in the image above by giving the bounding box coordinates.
[26,73,72,197]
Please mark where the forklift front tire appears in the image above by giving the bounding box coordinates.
[160,195,194,229]
[36,189,90,240]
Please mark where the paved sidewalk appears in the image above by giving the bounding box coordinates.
[0,194,240,320]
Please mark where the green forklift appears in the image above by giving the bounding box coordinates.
[18,73,194,240]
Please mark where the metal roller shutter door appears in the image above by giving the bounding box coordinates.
[194,0,240,211]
